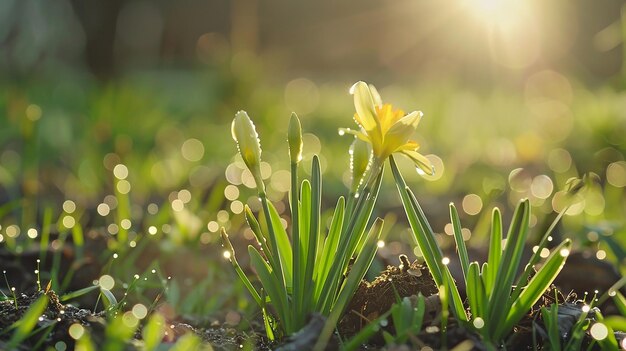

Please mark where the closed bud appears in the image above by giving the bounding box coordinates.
[288,112,303,164]
[231,111,265,193]
[350,138,371,192]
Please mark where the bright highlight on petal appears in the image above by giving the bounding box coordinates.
[342,81,436,177]
[350,81,380,134]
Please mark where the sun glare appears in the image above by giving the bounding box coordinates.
[466,0,525,25]
[463,0,539,69]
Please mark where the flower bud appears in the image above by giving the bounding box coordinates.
[288,112,303,164]
[350,138,371,192]
[231,110,265,193]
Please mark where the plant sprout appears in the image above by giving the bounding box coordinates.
[222,111,385,343]
[390,156,574,348]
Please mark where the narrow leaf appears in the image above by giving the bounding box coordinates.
[249,245,291,333]
[7,295,48,350]
[485,208,502,296]
[496,239,571,340]
[450,203,469,278]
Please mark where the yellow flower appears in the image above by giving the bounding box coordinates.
[340,81,434,175]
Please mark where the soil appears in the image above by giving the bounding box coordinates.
[339,255,439,336]
[0,289,273,351]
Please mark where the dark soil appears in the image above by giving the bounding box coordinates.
[339,255,439,336]
[0,289,273,351]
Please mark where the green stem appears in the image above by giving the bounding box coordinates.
[290,162,302,327]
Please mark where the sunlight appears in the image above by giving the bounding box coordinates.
[465,0,525,26]
[463,0,540,68]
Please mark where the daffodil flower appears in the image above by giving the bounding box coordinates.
[340,81,435,176]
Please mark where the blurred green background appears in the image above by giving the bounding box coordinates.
[1,0,626,265]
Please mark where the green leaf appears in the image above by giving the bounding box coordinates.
[75,330,96,351]
[299,179,312,269]
[101,288,118,310]
[142,313,165,351]
[60,285,99,302]
[511,209,567,303]
[604,316,626,332]
[302,156,322,311]
[541,305,561,351]
[259,193,288,305]
[389,156,443,285]
[7,295,48,350]
[314,197,345,302]
[248,245,291,333]
[487,199,530,336]
[612,291,626,316]
[316,170,382,315]
[413,294,426,332]
[104,310,139,350]
[485,208,502,297]
[343,309,393,351]
[443,264,468,322]
[594,312,619,350]
[314,218,384,351]
[467,262,487,319]
[170,333,205,351]
[497,239,572,340]
[450,203,469,278]
[267,201,293,289]
[244,206,275,268]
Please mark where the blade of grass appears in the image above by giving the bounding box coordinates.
[442,263,468,322]
[101,288,118,311]
[450,203,469,278]
[259,192,287,294]
[221,229,262,306]
[302,156,322,313]
[485,208,502,297]
[343,308,393,351]
[389,155,443,285]
[510,207,568,302]
[244,206,274,263]
[352,168,384,255]
[60,285,99,302]
[267,202,293,289]
[487,199,530,335]
[467,262,486,319]
[248,245,291,333]
[612,292,626,316]
[39,207,53,263]
[300,180,311,270]
[143,312,166,351]
[316,171,381,314]
[7,295,48,350]
[496,239,572,340]
[313,218,384,351]
[314,197,345,302]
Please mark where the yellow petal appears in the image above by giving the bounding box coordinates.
[338,128,370,142]
[368,84,383,108]
[395,140,420,152]
[350,81,380,134]
[383,111,422,155]
[400,150,435,176]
